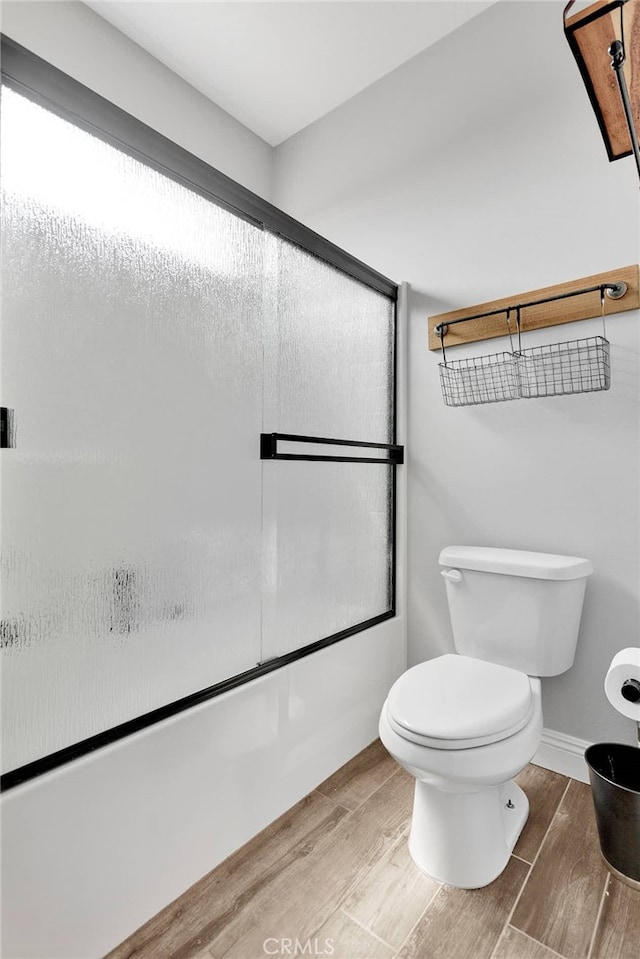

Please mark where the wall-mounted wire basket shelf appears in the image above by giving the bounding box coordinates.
[439,335,611,407]
[432,272,632,408]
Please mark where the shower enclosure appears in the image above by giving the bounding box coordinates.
[0,39,400,788]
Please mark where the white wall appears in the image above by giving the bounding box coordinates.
[0,0,274,198]
[274,0,640,749]
[0,4,407,956]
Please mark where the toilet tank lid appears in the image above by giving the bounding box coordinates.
[439,546,594,580]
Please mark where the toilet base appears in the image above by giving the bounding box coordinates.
[408,779,529,888]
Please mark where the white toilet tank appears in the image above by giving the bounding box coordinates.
[439,546,594,676]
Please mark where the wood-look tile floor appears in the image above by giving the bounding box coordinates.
[107,740,640,959]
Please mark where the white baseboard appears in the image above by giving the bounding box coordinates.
[532,728,591,784]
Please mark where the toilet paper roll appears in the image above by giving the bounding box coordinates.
[604,648,640,720]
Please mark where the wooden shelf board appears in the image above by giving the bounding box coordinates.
[428,264,639,352]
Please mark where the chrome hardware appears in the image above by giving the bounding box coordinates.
[440,568,463,583]
[605,281,627,300]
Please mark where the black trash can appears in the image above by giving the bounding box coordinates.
[585,742,640,888]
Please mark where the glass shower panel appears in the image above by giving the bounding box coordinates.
[0,87,264,772]
[263,236,395,443]
[261,462,392,660]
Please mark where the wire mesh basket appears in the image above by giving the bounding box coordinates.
[439,351,521,407]
[436,278,618,407]
[438,336,610,406]
[515,335,610,398]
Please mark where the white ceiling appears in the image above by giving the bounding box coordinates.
[85,1,495,146]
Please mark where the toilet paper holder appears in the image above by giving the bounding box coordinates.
[621,678,640,705]
[605,648,640,747]
[620,680,640,747]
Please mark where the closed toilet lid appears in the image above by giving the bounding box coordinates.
[386,654,533,750]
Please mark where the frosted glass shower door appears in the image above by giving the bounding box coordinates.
[0,87,265,772]
[261,238,396,659]
[1,72,398,782]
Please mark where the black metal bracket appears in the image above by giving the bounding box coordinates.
[0,408,15,448]
[260,433,404,465]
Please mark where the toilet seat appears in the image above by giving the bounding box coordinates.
[386,654,534,750]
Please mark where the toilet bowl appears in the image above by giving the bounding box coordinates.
[379,655,543,887]
[380,546,593,889]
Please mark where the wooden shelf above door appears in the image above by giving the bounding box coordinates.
[428,264,639,351]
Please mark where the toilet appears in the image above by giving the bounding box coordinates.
[379,545,593,889]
